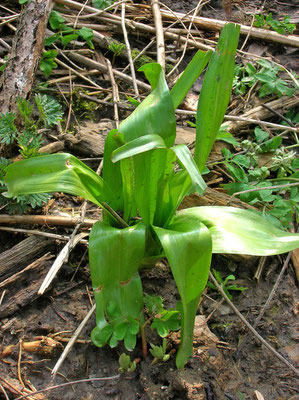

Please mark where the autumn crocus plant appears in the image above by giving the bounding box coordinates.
[5,24,299,368]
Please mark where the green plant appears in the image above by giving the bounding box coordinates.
[40,50,58,78]
[254,13,295,35]
[233,60,295,97]
[118,353,136,373]
[93,0,115,9]
[108,41,126,64]
[42,12,94,78]
[0,94,62,213]
[72,89,98,119]
[4,24,299,368]
[46,11,94,49]
[144,294,180,338]
[219,126,299,229]
[149,338,170,363]
[131,49,155,70]
[207,269,247,300]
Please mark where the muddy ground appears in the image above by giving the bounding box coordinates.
[0,0,299,399]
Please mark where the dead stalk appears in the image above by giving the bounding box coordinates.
[151,0,165,69]
[106,58,120,128]
[121,2,140,100]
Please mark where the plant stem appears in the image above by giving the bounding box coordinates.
[285,143,299,150]
[232,182,299,197]
[101,201,129,228]
[139,321,148,358]
[267,177,299,183]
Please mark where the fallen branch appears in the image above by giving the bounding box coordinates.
[0,214,96,227]
[55,0,212,51]
[67,51,151,91]
[157,7,299,48]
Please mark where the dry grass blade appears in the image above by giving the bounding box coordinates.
[51,303,96,378]
[38,232,88,295]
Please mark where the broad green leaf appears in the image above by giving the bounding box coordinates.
[152,149,177,227]
[170,49,212,109]
[61,34,78,47]
[114,322,128,340]
[111,135,202,226]
[119,63,176,147]
[90,222,146,348]
[124,331,137,351]
[44,33,60,47]
[102,130,124,212]
[111,134,167,162]
[49,10,65,30]
[120,157,136,223]
[134,148,176,226]
[153,217,212,368]
[194,23,240,171]
[103,64,176,218]
[166,170,192,225]
[5,153,113,207]
[172,144,206,195]
[174,207,299,255]
[216,129,239,146]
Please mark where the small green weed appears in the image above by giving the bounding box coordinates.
[108,41,126,64]
[46,11,94,49]
[93,0,115,9]
[118,353,136,373]
[40,50,58,78]
[149,338,171,363]
[144,294,181,338]
[218,125,299,229]
[108,42,125,56]
[208,269,247,300]
[254,13,295,35]
[43,11,94,77]
[0,95,62,213]
[233,60,295,97]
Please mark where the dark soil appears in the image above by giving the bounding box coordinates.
[1,1,299,399]
[1,247,299,399]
